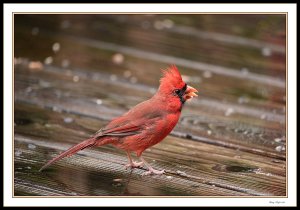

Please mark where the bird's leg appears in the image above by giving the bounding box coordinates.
[139,156,165,176]
[125,151,144,169]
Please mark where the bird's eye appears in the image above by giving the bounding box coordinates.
[173,89,180,96]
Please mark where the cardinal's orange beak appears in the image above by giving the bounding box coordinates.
[185,85,198,100]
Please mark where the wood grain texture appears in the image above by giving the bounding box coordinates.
[14,14,286,196]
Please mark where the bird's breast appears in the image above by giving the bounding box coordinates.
[112,113,181,155]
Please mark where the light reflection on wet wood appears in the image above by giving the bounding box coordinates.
[14,14,286,196]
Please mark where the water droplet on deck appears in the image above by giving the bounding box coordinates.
[260,114,266,119]
[64,117,73,123]
[52,42,60,53]
[45,123,51,128]
[52,106,62,113]
[96,99,102,105]
[176,170,187,176]
[39,80,51,88]
[275,145,285,152]
[31,27,39,36]
[110,74,117,81]
[163,19,174,28]
[61,20,71,29]
[113,179,123,182]
[274,138,282,143]
[25,87,32,93]
[261,47,272,57]
[225,108,234,116]
[44,56,53,65]
[203,71,212,78]
[238,96,250,104]
[123,70,131,78]
[73,75,80,82]
[154,20,164,30]
[28,144,36,150]
[234,128,240,133]
[272,159,281,163]
[241,67,249,76]
[61,59,70,68]
[130,76,137,84]
[112,53,124,65]
[15,150,22,156]
[192,120,198,125]
[28,61,43,71]
[254,168,262,174]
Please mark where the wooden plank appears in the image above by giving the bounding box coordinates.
[14,64,286,159]
[14,102,285,196]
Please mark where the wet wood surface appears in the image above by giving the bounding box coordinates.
[14,14,286,196]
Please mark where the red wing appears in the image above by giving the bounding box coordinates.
[93,119,144,139]
[94,117,161,139]
[94,99,163,139]
[101,123,141,137]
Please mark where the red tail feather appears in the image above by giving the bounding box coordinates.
[39,138,96,171]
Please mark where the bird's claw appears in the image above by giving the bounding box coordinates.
[142,169,165,176]
[125,161,144,169]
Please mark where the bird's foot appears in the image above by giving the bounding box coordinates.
[142,168,165,176]
[125,161,144,169]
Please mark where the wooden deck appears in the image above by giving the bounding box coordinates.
[14,14,286,196]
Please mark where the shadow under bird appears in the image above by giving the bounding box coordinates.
[40,65,198,175]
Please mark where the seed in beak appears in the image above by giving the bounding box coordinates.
[185,85,198,100]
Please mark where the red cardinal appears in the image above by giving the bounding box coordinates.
[39,65,198,175]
